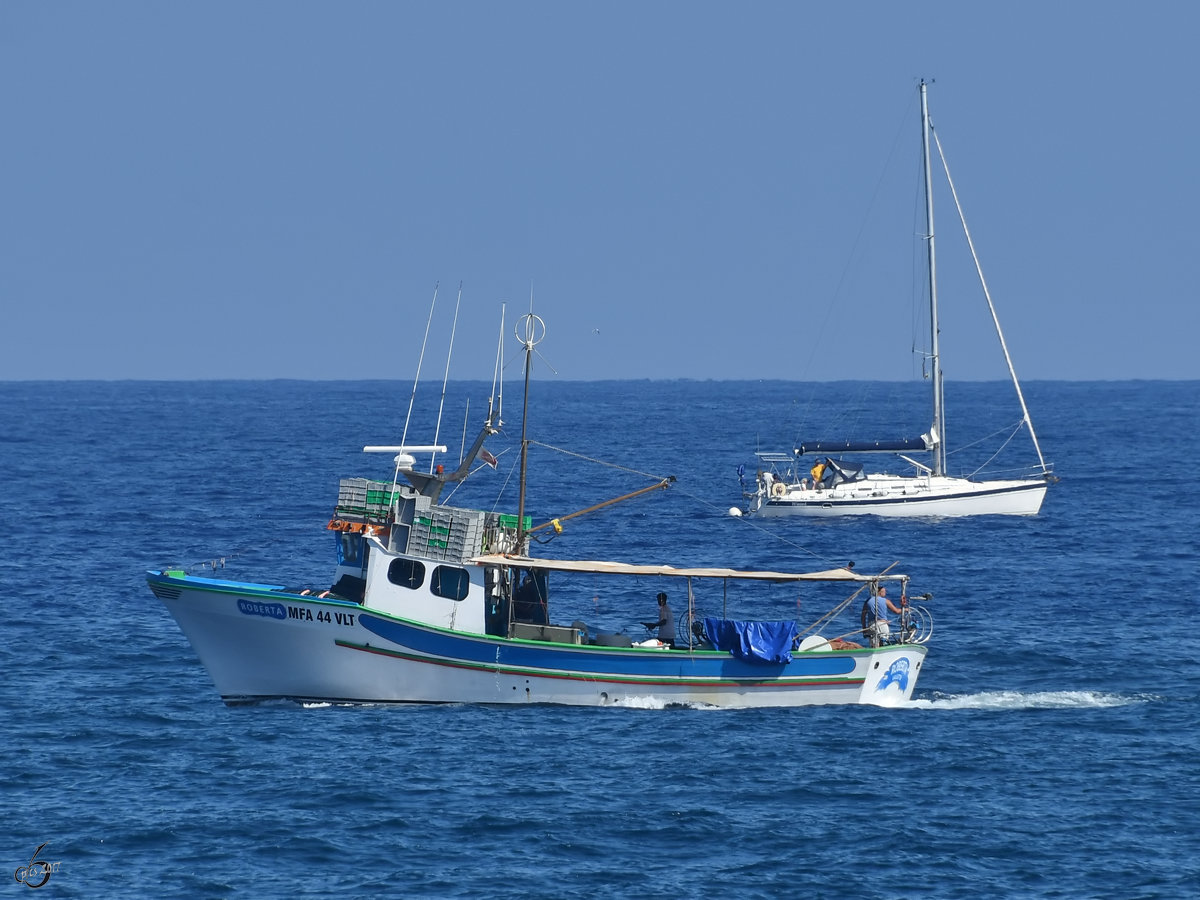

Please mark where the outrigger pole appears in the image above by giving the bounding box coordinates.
[526,478,676,536]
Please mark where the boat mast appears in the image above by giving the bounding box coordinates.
[920,80,946,477]
[514,311,544,553]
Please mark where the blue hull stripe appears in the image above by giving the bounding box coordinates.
[769,481,1043,509]
[356,614,859,681]
[338,639,863,688]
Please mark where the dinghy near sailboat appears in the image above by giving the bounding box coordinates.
[743,81,1053,518]
[147,307,933,708]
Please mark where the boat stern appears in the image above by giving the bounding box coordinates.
[856,645,928,705]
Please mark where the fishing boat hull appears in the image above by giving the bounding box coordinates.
[149,571,927,708]
[756,474,1047,518]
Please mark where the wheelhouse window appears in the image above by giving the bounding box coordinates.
[388,558,425,590]
[338,533,362,565]
[431,565,470,602]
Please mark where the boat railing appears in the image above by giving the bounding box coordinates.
[898,604,933,645]
[804,601,933,649]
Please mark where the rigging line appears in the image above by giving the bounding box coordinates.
[175,535,288,575]
[395,283,439,493]
[431,282,463,473]
[800,563,901,641]
[441,448,514,507]
[790,88,921,442]
[664,479,849,572]
[961,421,1026,478]
[523,440,666,482]
[492,302,506,425]
[930,126,1047,472]
[459,398,470,464]
[485,450,521,515]
[799,582,873,637]
[945,418,1026,457]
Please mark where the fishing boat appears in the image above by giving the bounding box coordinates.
[147,311,933,707]
[743,81,1053,518]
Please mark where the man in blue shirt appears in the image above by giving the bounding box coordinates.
[862,584,904,647]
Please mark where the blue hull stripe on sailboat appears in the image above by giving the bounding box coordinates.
[769,481,1044,509]
[355,614,859,682]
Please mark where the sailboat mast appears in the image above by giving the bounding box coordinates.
[920,80,945,477]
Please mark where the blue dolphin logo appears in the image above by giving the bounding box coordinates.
[875,657,911,692]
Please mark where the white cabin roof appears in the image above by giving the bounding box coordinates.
[470,554,903,583]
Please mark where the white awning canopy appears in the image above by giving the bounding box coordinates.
[469,554,905,584]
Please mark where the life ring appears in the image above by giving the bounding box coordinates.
[771,481,786,498]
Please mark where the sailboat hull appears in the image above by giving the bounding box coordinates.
[757,475,1047,518]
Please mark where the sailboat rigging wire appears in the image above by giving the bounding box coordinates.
[673,481,849,572]
[930,127,1047,473]
[790,89,920,440]
[430,282,463,473]
[953,419,1026,478]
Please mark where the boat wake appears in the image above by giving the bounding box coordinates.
[910,690,1155,710]
[286,691,1151,712]
[608,696,717,711]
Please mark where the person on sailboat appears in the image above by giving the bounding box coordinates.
[861,585,904,648]
[810,459,827,491]
[642,592,676,647]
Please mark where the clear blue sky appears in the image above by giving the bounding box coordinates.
[2,2,1195,381]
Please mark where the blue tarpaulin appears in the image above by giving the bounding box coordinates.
[702,618,798,665]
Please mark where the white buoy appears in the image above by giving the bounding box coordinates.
[728,507,743,517]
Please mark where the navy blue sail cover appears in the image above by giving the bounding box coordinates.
[795,437,929,455]
[702,618,799,665]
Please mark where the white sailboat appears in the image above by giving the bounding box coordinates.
[744,81,1054,518]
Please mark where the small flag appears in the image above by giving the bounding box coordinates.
[480,448,498,469]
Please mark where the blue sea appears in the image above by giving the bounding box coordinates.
[3,379,1198,898]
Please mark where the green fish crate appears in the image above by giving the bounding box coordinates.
[336,478,406,522]
[407,507,486,562]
